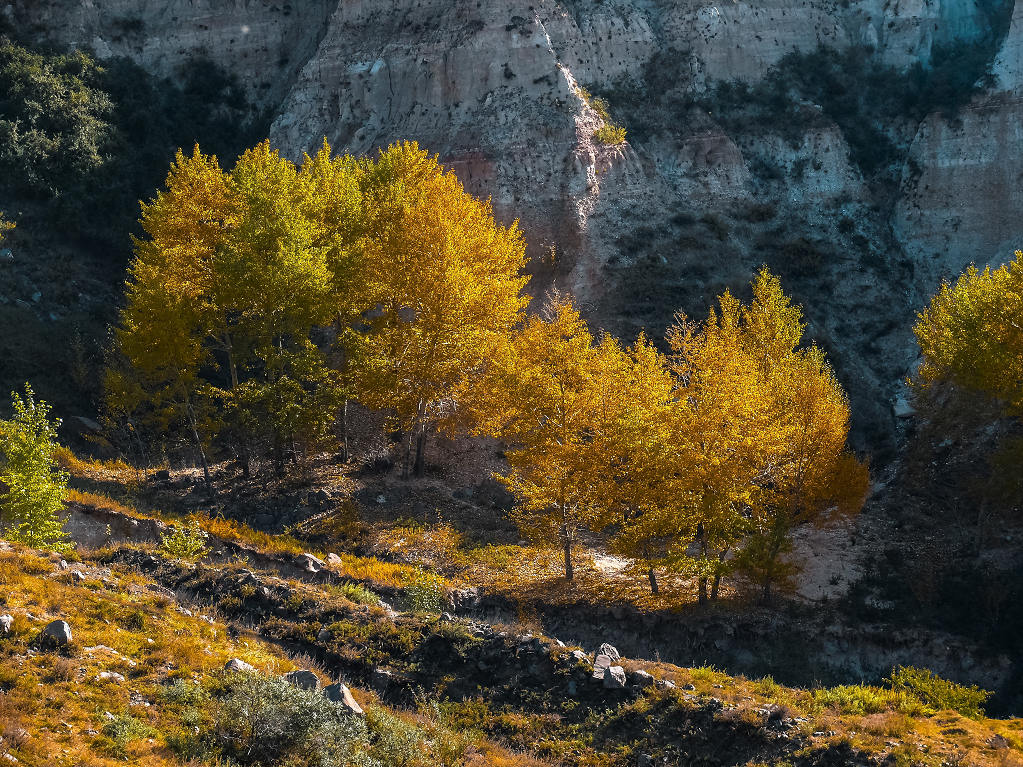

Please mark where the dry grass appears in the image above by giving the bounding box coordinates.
[0,544,557,767]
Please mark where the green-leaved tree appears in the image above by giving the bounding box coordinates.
[0,385,71,552]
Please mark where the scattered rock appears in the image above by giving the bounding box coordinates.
[893,395,915,419]
[628,669,655,688]
[38,620,72,648]
[224,658,256,673]
[0,615,13,635]
[603,665,627,689]
[325,552,343,567]
[296,553,325,573]
[317,627,332,642]
[597,642,620,662]
[592,653,613,680]
[570,649,588,663]
[324,683,364,715]
[371,667,394,691]
[283,670,320,690]
[96,671,125,683]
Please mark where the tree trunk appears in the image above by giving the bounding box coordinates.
[561,517,574,581]
[698,577,708,604]
[185,398,211,491]
[711,573,721,601]
[414,430,426,477]
[340,398,349,463]
[648,566,659,595]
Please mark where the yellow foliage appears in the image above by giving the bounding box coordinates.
[915,249,1023,412]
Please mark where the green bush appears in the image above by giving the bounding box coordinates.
[811,684,924,716]
[99,713,157,757]
[212,672,377,767]
[0,384,71,552]
[334,581,381,606]
[159,518,209,561]
[404,567,446,614]
[887,666,991,719]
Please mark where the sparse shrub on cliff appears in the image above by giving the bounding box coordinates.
[593,124,627,145]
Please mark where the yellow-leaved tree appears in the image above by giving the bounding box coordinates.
[465,294,606,580]
[110,143,344,479]
[353,142,530,477]
[665,269,867,601]
[587,334,679,594]
[915,250,1023,410]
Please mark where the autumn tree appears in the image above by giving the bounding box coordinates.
[915,250,1023,410]
[465,294,604,580]
[110,143,343,478]
[587,334,679,594]
[0,385,71,552]
[0,211,13,242]
[664,269,867,601]
[352,141,530,477]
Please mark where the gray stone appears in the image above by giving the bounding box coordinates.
[295,553,325,573]
[570,649,588,663]
[39,620,72,647]
[0,615,12,635]
[224,658,256,673]
[325,552,343,567]
[629,669,655,687]
[597,642,620,662]
[371,667,394,690]
[603,665,627,689]
[283,670,320,690]
[96,671,125,683]
[591,653,613,680]
[317,627,332,642]
[324,683,364,715]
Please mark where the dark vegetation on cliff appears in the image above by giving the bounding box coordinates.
[0,34,265,416]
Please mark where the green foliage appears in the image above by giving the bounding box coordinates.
[811,684,924,716]
[404,567,446,613]
[0,384,70,552]
[332,581,381,606]
[579,86,628,145]
[0,38,261,255]
[364,708,432,767]
[887,666,991,719]
[211,672,377,767]
[159,518,209,561]
[697,39,1008,181]
[98,713,157,757]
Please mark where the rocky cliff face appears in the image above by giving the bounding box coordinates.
[9,0,1022,449]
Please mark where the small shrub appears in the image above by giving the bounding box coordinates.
[811,684,924,716]
[404,567,446,614]
[99,713,157,758]
[160,518,209,561]
[365,708,430,767]
[332,581,381,606]
[211,672,374,766]
[0,384,72,553]
[593,125,627,145]
[700,213,729,241]
[886,666,990,719]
